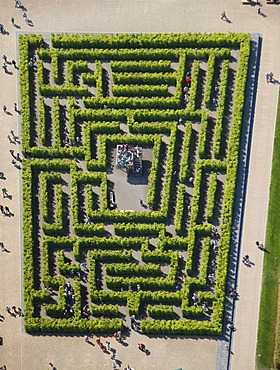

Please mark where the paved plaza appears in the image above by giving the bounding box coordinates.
[0,1,279,370]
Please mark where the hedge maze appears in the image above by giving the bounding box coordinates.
[20,33,250,335]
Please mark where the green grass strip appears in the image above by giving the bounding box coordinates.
[256,90,280,369]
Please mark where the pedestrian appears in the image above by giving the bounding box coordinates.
[3,105,7,113]
[96,337,101,345]
[85,215,91,224]
[242,255,250,265]
[269,72,274,82]
[112,362,117,370]
[5,305,11,314]
[48,363,54,369]
[7,135,13,143]
[17,307,23,316]
[11,305,16,313]
[117,330,122,341]
[139,199,143,206]
[11,18,15,25]
[257,4,261,14]
[221,11,228,21]
[12,60,17,68]
[2,55,7,63]
[15,0,22,8]
[106,341,111,350]
[13,103,17,112]
[0,242,5,252]
[16,153,21,162]
[113,332,118,340]
[2,188,8,198]
[10,149,15,158]
[0,205,4,214]
[100,343,105,351]
[138,343,146,351]
[84,335,89,343]
[227,320,235,331]
[2,63,7,73]
[256,241,264,250]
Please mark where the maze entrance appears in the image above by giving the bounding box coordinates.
[19,32,250,335]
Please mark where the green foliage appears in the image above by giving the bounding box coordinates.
[179,121,192,183]
[213,59,229,159]
[20,32,251,336]
[206,173,218,223]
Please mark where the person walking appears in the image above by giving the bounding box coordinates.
[2,188,8,198]
[221,11,228,21]
[256,240,264,250]
[15,0,22,8]
[3,105,7,113]
[138,343,146,352]
[5,305,11,314]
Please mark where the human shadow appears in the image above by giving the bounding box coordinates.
[272,79,280,85]
[5,111,13,116]
[13,23,21,29]
[222,17,232,24]
[5,211,14,218]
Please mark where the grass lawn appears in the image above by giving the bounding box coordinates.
[256,88,280,369]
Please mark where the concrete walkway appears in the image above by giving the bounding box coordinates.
[0,1,279,369]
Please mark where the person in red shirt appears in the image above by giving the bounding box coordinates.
[138,343,146,351]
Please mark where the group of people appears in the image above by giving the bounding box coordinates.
[92,332,136,369]
[183,71,191,103]
[0,0,30,35]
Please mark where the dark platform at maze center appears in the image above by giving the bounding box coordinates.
[116,144,143,176]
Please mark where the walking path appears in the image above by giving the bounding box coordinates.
[0,1,279,369]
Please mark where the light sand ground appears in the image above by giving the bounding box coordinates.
[0,1,279,369]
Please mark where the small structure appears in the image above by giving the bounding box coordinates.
[116,144,142,176]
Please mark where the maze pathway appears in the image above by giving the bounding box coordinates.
[19,32,250,336]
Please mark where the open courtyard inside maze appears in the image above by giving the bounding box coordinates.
[19,32,250,336]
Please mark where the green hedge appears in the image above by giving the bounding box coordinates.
[20,32,251,335]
